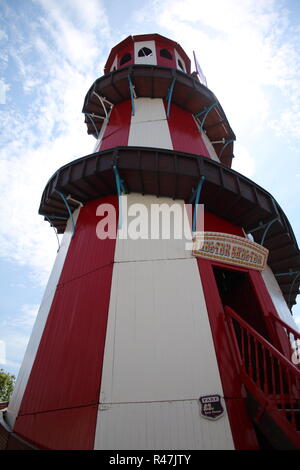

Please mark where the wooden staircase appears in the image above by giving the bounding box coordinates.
[224,305,300,449]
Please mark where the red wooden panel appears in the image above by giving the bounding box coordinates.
[117,45,134,69]
[59,195,118,285]
[15,194,119,449]
[204,210,244,237]
[14,405,97,450]
[155,41,176,69]
[19,264,113,415]
[100,100,131,150]
[166,103,211,157]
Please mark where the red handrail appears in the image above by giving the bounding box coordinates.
[224,305,300,449]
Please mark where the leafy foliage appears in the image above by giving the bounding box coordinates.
[0,369,15,402]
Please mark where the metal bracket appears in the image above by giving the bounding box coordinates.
[54,190,76,238]
[44,216,61,252]
[274,271,300,277]
[84,113,99,138]
[166,76,176,118]
[211,138,226,145]
[66,195,84,208]
[92,91,113,120]
[247,218,279,246]
[190,176,205,233]
[274,270,300,312]
[260,218,278,246]
[219,138,235,159]
[195,102,218,130]
[113,165,127,230]
[288,271,300,310]
[128,74,136,116]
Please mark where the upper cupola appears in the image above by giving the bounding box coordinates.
[104,34,191,75]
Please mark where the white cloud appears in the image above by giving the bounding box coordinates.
[231,143,256,178]
[139,0,300,138]
[0,303,40,373]
[1,0,300,291]
[0,0,112,286]
[34,0,111,71]
[0,78,9,104]
[3,304,39,329]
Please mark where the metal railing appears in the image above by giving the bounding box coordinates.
[269,312,300,369]
[224,305,300,448]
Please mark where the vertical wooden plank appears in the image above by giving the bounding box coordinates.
[96,196,234,449]
[128,98,173,149]
[166,102,211,157]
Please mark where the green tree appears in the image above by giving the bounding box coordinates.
[0,369,15,402]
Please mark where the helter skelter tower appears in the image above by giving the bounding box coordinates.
[1,34,300,450]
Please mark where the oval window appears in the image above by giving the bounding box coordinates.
[138,47,153,57]
[160,49,172,60]
[120,53,132,65]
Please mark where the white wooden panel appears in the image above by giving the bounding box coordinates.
[200,128,220,162]
[261,265,299,330]
[93,116,109,153]
[128,119,173,149]
[131,98,167,124]
[94,400,234,450]
[175,49,187,72]
[6,209,81,429]
[134,40,157,65]
[115,194,193,262]
[110,55,117,72]
[100,257,224,404]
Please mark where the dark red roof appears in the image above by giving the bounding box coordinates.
[104,33,191,74]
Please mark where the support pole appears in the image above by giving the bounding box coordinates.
[128,75,136,116]
[113,165,127,230]
[191,176,205,233]
[166,76,176,118]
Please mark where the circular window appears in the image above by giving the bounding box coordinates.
[120,53,132,65]
[138,47,153,57]
[177,59,185,71]
[160,49,172,60]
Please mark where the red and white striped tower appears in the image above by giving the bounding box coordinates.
[2,34,300,450]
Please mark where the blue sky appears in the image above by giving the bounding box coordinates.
[0,0,300,376]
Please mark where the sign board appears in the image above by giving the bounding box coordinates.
[192,232,268,271]
[199,395,224,420]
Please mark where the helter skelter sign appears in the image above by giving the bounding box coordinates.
[192,232,269,271]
